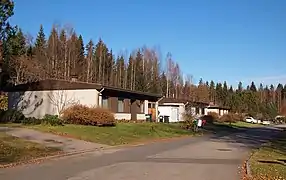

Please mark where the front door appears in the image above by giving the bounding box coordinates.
[171,108,178,122]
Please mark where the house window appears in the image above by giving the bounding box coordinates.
[102,96,108,109]
[196,107,200,114]
[118,98,124,112]
[202,108,205,115]
[148,103,155,108]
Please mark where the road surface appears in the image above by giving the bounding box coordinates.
[0,126,282,180]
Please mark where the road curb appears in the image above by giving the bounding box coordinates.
[245,152,254,178]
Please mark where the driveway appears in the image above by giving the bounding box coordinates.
[0,126,283,180]
[0,127,109,153]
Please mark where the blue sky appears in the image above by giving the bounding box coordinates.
[10,0,286,87]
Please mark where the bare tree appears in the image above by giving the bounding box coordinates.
[9,55,43,85]
[47,90,79,116]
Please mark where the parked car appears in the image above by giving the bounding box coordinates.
[262,120,271,125]
[245,117,258,124]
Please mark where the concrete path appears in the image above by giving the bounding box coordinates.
[0,127,109,153]
[0,126,283,180]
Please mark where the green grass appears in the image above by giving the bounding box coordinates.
[249,132,286,179]
[229,121,264,128]
[0,132,60,165]
[27,123,194,146]
[214,121,263,128]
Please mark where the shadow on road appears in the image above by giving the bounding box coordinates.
[202,123,286,152]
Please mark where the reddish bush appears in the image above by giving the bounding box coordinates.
[207,112,219,121]
[219,113,241,123]
[62,105,115,126]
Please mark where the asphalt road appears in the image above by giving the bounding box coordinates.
[0,126,283,180]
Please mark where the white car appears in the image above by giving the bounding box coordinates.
[262,120,271,125]
[245,117,258,124]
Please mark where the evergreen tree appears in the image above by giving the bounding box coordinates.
[209,80,215,102]
[250,81,257,92]
[237,81,243,92]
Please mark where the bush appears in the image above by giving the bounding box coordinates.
[181,112,200,132]
[218,113,242,124]
[0,109,25,123]
[21,117,42,125]
[62,104,115,126]
[201,112,219,123]
[42,114,63,126]
[0,95,8,110]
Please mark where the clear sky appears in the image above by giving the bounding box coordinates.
[10,0,286,87]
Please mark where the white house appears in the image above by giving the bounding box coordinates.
[158,98,209,122]
[204,105,230,116]
[6,79,163,121]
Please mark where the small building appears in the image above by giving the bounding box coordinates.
[204,105,230,116]
[158,98,209,122]
[5,79,162,121]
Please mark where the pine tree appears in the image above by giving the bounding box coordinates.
[237,81,243,92]
[250,81,257,92]
[85,39,94,82]
[34,24,47,75]
[209,80,215,103]
[47,26,59,78]
[0,0,15,64]
[76,35,85,81]
[59,29,67,79]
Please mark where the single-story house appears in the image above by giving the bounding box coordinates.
[204,104,230,116]
[5,79,163,121]
[158,98,209,122]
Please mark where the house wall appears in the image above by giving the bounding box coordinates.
[8,89,99,119]
[205,108,219,115]
[114,113,146,121]
[103,97,147,121]
[158,103,185,122]
[205,108,229,116]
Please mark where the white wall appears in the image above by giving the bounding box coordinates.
[114,113,131,120]
[205,108,229,116]
[205,108,219,115]
[114,113,146,121]
[178,105,185,121]
[8,89,99,119]
[158,104,185,122]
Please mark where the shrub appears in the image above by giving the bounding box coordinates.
[0,109,25,123]
[62,104,115,126]
[219,113,241,124]
[181,112,196,131]
[42,114,63,126]
[0,95,8,110]
[201,112,219,123]
[21,117,42,125]
[94,108,116,126]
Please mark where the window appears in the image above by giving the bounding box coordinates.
[202,108,205,115]
[195,107,200,114]
[102,96,109,109]
[148,103,155,109]
[118,98,124,112]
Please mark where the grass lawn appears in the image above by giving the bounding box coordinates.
[0,132,60,165]
[26,123,194,146]
[229,121,264,128]
[249,132,286,179]
[214,121,263,128]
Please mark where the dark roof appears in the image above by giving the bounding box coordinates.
[4,79,162,99]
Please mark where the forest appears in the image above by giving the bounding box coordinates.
[0,1,286,119]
